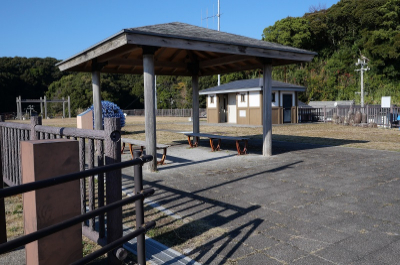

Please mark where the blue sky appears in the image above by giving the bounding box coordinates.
[0,0,339,60]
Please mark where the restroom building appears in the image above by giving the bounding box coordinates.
[199,78,306,125]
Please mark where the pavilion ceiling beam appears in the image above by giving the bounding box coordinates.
[97,46,141,63]
[192,50,213,60]
[167,49,182,62]
[154,47,168,60]
[108,58,186,69]
[200,54,252,69]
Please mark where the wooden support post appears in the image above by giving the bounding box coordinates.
[40,97,43,116]
[0,115,6,244]
[192,75,200,145]
[62,97,65,119]
[16,97,20,120]
[68,96,71,118]
[21,139,81,265]
[44,96,47,119]
[262,63,273,157]
[143,49,157,171]
[19,96,22,120]
[104,118,122,265]
[92,70,103,130]
[30,116,42,141]
[96,139,105,238]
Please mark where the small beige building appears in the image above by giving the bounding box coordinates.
[200,78,306,125]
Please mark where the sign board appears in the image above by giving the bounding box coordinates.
[381,96,391,108]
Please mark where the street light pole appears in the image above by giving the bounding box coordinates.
[355,57,370,111]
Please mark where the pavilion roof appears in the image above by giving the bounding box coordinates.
[57,22,317,76]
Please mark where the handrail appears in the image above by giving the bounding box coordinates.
[0,122,30,130]
[0,155,153,198]
[72,221,156,265]
[35,125,105,140]
[0,188,155,254]
[0,153,155,264]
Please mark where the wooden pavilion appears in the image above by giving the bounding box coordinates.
[56,22,316,171]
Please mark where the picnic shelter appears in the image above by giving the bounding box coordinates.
[56,22,317,171]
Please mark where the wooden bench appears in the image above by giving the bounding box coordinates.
[121,138,169,165]
[391,120,400,128]
[183,133,249,155]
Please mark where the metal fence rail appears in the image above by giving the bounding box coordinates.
[0,155,155,264]
[298,105,400,126]
[124,108,207,117]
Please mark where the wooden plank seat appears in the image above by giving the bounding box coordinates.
[121,138,169,165]
[391,120,400,128]
[183,132,249,155]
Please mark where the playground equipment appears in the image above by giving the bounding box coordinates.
[16,96,70,120]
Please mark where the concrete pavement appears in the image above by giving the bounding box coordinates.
[121,138,400,264]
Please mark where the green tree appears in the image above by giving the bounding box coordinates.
[263,17,311,49]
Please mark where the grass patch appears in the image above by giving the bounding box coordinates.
[11,116,400,152]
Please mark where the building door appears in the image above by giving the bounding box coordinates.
[283,94,293,123]
[219,95,227,123]
[228,93,237,123]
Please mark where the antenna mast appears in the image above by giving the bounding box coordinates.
[201,1,221,86]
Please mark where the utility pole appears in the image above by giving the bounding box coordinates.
[355,56,370,111]
[217,0,221,86]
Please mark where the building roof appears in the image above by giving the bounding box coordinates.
[56,22,317,76]
[199,78,306,95]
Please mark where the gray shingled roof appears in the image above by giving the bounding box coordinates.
[57,22,317,75]
[125,22,317,56]
[199,78,306,95]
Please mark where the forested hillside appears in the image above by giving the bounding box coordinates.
[0,57,64,114]
[1,0,399,116]
[263,0,400,104]
[0,56,254,116]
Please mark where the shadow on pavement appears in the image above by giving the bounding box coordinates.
[122,161,302,264]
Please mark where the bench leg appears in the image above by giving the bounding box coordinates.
[157,148,167,165]
[236,140,248,155]
[129,144,135,159]
[187,136,199,148]
[121,142,126,154]
[209,138,221,151]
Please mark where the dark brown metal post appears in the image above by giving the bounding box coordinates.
[133,150,146,265]
[104,118,122,265]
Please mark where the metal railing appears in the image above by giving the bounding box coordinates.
[124,108,207,117]
[0,154,155,264]
[298,105,400,125]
